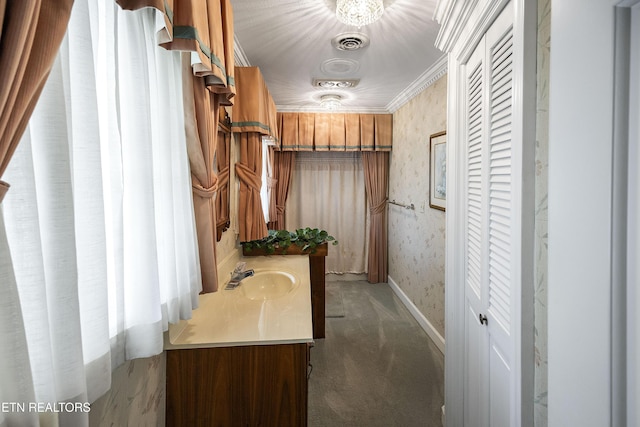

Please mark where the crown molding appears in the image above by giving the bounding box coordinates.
[234,34,251,67]
[275,105,391,114]
[434,0,509,59]
[385,54,448,113]
[433,0,479,53]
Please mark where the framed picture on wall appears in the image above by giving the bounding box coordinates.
[429,131,447,211]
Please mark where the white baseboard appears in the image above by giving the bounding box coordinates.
[387,275,445,354]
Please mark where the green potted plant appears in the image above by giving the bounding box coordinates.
[241,228,338,255]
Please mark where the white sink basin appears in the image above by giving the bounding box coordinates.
[239,270,299,300]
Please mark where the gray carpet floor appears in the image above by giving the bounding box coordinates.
[308,280,444,427]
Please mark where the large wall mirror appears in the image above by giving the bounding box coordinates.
[215,108,231,241]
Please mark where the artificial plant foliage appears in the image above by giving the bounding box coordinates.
[242,228,338,254]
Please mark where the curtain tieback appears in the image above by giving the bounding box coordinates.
[235,163,262,191]
[276,204,286,215]
[192,177,218,199]
[0,180,9,203]
[217,167,230,187]
[370,198,387,215]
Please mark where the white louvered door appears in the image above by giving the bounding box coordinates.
[463,32,488,426]
[463,2,517,426]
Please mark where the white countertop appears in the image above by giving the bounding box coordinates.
[164,255,313,349]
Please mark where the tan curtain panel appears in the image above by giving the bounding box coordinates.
[277,112,392,151]
[313,114,330,151]
[278,112,299,151]
[0,0,74,202]
[117,0,236,105]
[232,66,278,138]
[298,113,315,151]
[266,94,279,143]
[235,132,268,242]
[268,151,295,231]
[313,113,347,151]
[232,66,276,241]
[278,112,315,151]
[344,113,361,151]
[209,0,235,106]
[362,151,389,283]
[183,57,220,293]
[215,128,231,240]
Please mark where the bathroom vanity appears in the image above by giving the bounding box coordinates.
[164,255,313,427]
[242,242,328,339]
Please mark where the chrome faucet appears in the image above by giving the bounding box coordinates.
[225,262,254,289]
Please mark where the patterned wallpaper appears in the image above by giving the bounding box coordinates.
[89,354,165,426]
[388,75,448,337]
[534,0,550,424]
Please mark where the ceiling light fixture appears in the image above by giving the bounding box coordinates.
[336,0,384,28]
[320,94,342,110]
[312,78,360,89]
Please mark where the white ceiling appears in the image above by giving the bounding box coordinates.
[231,0,445,113]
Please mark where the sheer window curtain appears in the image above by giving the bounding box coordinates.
[1,2,200,424]
[260,140,272,223]
[0,1,74,425]
[286,152,368,274]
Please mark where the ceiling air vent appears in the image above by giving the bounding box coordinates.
[331,32,370,51]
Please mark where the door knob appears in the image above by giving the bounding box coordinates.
[479,313,488,325]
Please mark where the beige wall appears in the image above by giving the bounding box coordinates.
[388,75,448,337]
[89,354,165,426]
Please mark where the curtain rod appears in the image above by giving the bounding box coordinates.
[388,199,415,210]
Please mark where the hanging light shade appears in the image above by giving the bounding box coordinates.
[320,94,342,110]
[336,0,384,28]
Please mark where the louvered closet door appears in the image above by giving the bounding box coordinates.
[463,31,489,427]
[463,2,516,426]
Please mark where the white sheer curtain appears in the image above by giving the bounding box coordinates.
[260,140,272,223]
[286,152,368,274]
[0,1,200,425]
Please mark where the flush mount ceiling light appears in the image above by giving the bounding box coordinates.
[320,94,342,110]
[336,0,384,28]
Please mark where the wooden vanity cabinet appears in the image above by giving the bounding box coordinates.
[166,342,310,427]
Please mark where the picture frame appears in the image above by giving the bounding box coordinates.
[429,131,447,211]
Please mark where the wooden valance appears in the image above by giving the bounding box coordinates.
[277,112,393,151]
[231,67,278,140]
